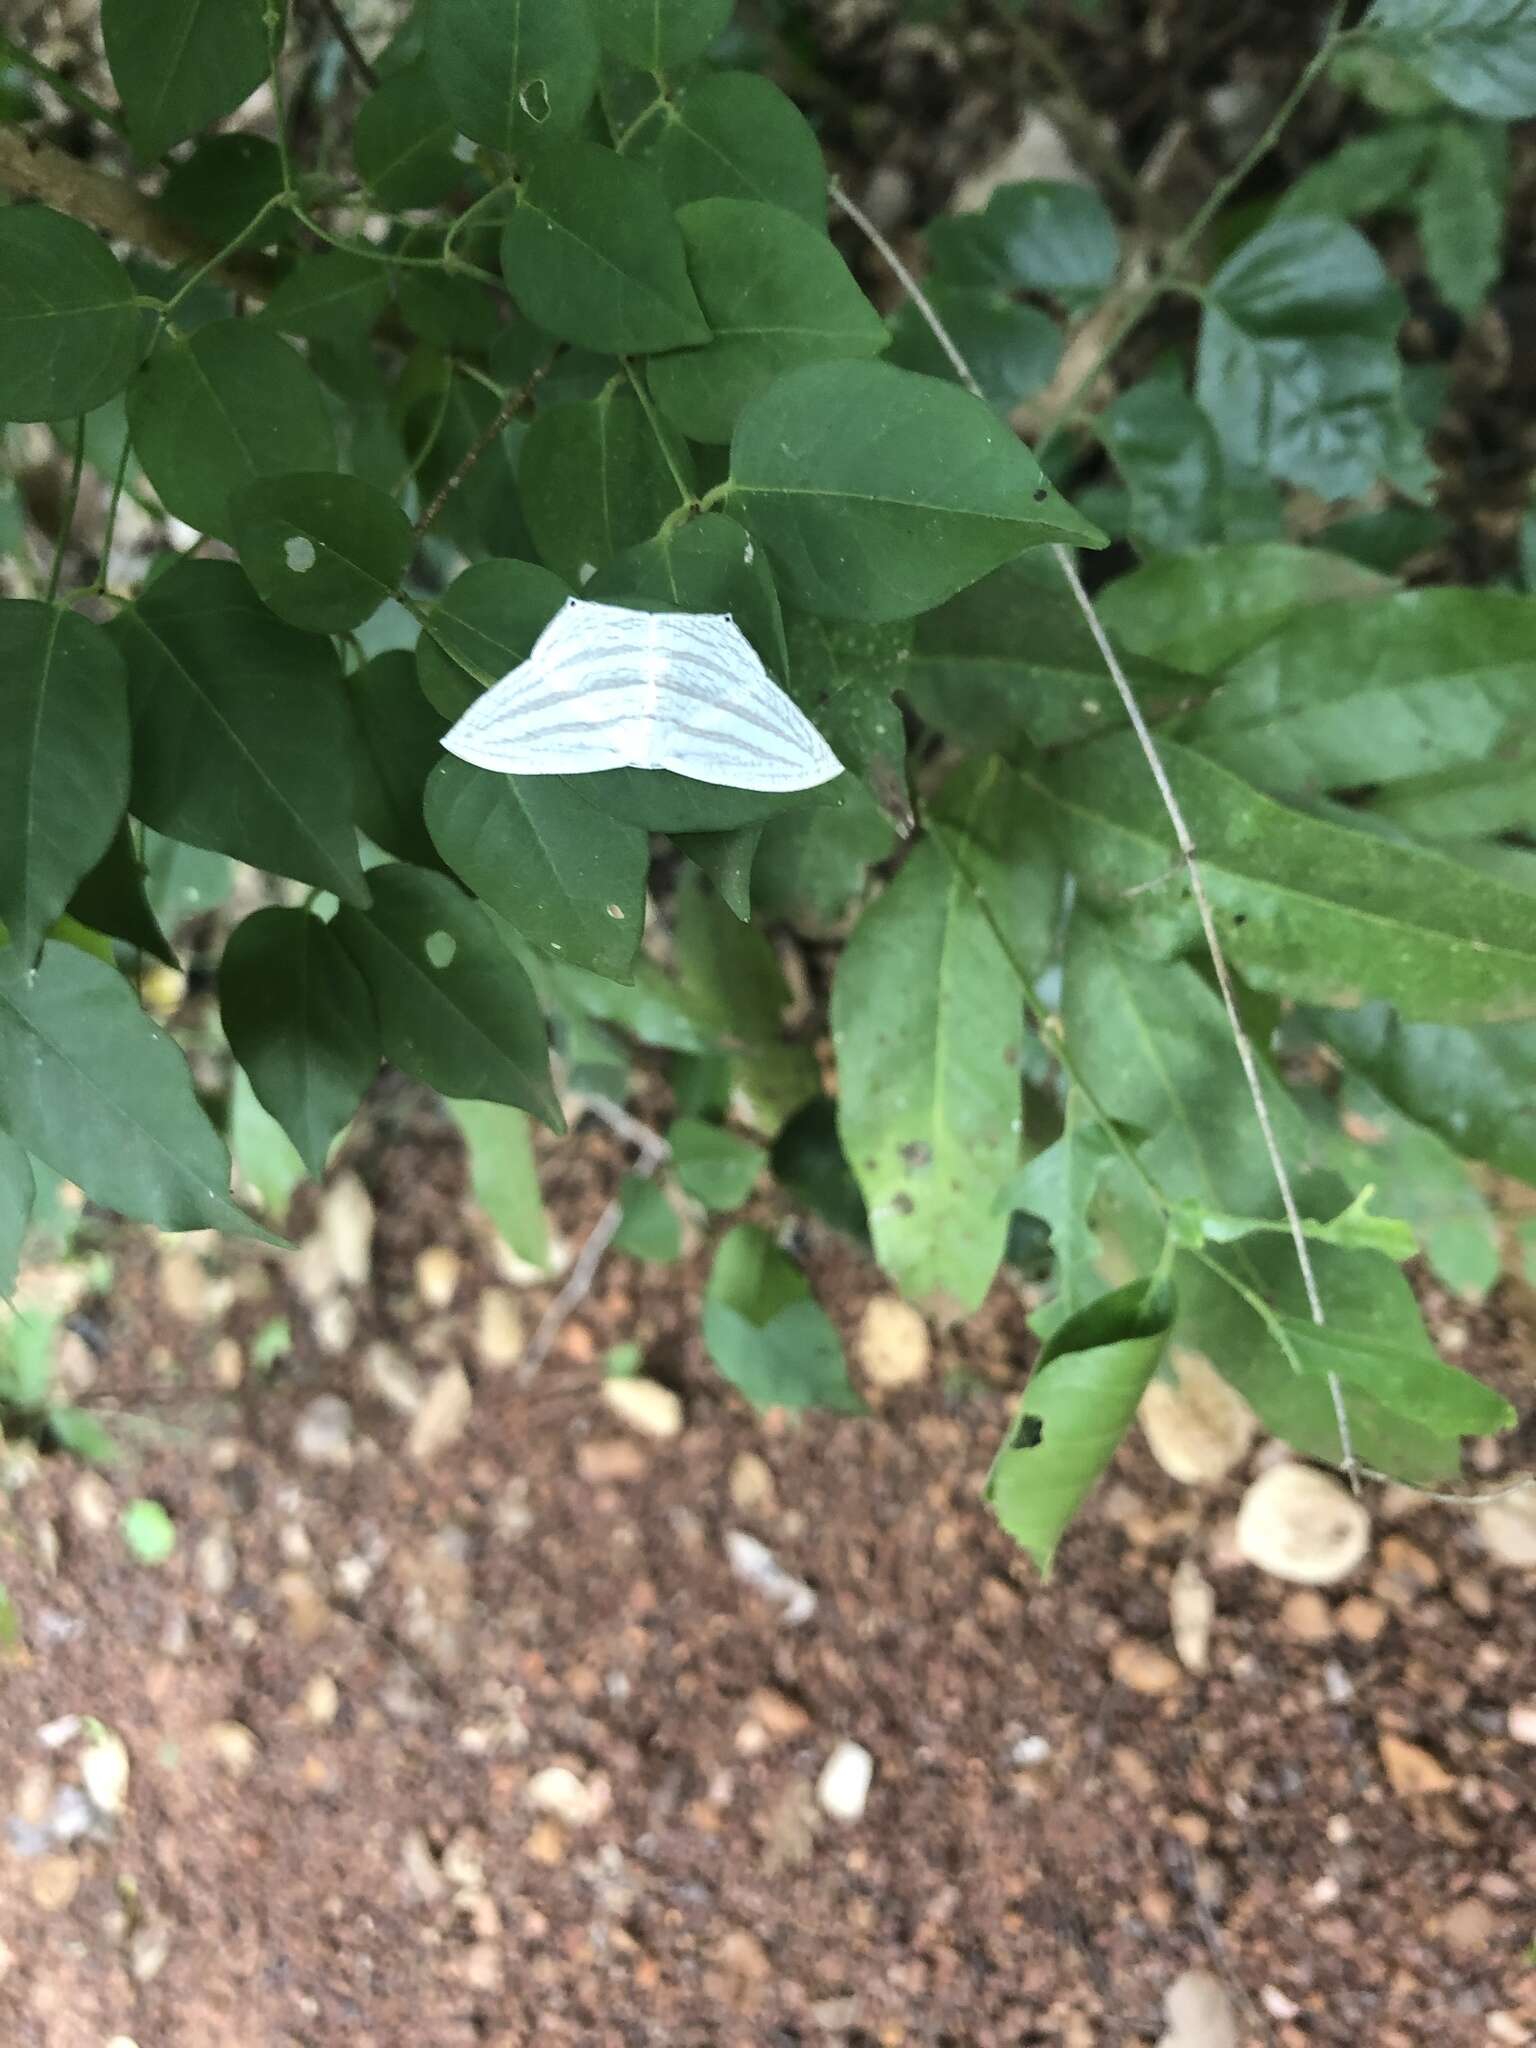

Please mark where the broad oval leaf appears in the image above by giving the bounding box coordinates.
[427,0,600,150]
[702,1223,863,1412]
[501,142,710,355]
[0,941,268,1239]
[219,908,380,1178]
[127,324,339,541]
[449,1098,551,1270]
[417,558,571,720]
[727,360,1106,622]
[0,604,131,961]
[68,821,178,970]
[0,208,146,422]
[1363,0,1536,117]
[232,472,415,634]
[887,287,1060,411]
[649,199,888,444]
[354,58,463,210]
[160,134,291,253]
[346,650,447,869]
[1278,1313,1514,1439]
[590,0,733,68]
[670,1116,763,1210]
[101,0,268,158]
[986,1280,1173,1573]
[649,70,827,224]
[261,250,393,346]
[425,756,648,980]
[111,559,369,905]
[518,388,690,585]
[332,863,561,1128]
[931,179,1119,310]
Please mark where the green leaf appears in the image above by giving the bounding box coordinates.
[907,551,1194,750]
[111,560,369,905]
[0,941,268,1238]
[127,324,339,542]
[1327,1078,1499,1295]
[887,288,1060,411]
[1197,217,1414,498]
[931,180,1119,310]
[781,614,910,825]
[1278,121,1436,218]
[450,1098,550,1269]
[0,1306,55,1411]
[425,757,648,979]
[0,207,146,422]
[769,1095,870,1243]
[673,823,762,920]
[927,755,1065,984]
[833,824,1024,1314]
[229,1065,308,1216]
[67,824,175,969]
[0,604,130,962]
[1173,1183,1419,1262]
[0,1135,33,1298]
[591,509,789,673]
[1181,588,1536,794]
[1001,1102,1119,1334]
[218,908,379,1177]
[986,1279,1173,1573]
[649,71,827,225]
[672,870,819,1131]
[727,360,1106,623]
[141,829,233,934]
[590,0,732,67]
[354,57,464,210]
[101,0,268,158]
[649,199,888,444]
[612,1173,682,1260]
[417,558,570,720]
[518,387,690,583]
[1280,1312,1514,1436]
[753,779,894,928]
[502,142,709,354]
[702,1224,863,1412]
[345,651,447,869]
[428,0,600,149]
[544,954,717,1053]
[669,1117,762,1210]
[262,250,392,347]
[1099,363,1238,553]
[232,472,414,634]
[1313,999,1536,1183]
[1362,0,1536,117]
[1095,541,1393,674]
[1035,734,1536,1021]
[1416,118,1507,312]
[333,863,561,1127]
[120,1498,176,1566]
[160,134,290,252]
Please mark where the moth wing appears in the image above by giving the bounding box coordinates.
[647,613,844,793]
[441,610,652,775]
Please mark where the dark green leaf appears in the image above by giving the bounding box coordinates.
[396,262,502,354]
[127,324,338,541]
[417,559,571,719]
[672,870,818,1129]
[887,287,1059,410]
[428,0,600,149]
[101,0,268,158]
[354,58,463,210]
[1002,1102,1119,1337]
[449,1098,550,1269]
[1416,118,1507,312]
[0,1135,33,1297]
[346,650,447,868]
[141,829,233,933]
[1037,734,1536,1020]
[502,142,709,353]
[408,370,533,562]
[1280,1313,1514,1436]
[518,388,690,583]
[936,180,1119,310]
[0,604,130,960]
[232,471,414,634]
[649,199,888,443]
[262,250,392,347]
[650,71,827,225]
[780,614,909,825]
[1278,120,1436,218]
[986,1279,1172,1572]
[111,559,369,904]
[669,1116,762,1209]
[672,823,762,920]
[927,755,1064,983]
[67,821,178,969]
[752,781,893,928]
[727,360,1105,623]
[1197,217,1415,498]
[0,207,146,422]
[1362,0,1536,117]
[0,941,268,1237]
[590,0,732,67]
[702,1223,863,1412]
[1099,363,1232,553]
[426,756,648,978]
[333,863,561,1126]
[159,135,290,252]
[769,1095,870,1243]
[219,908,379,1176]
[590,511,788,676]
[613,1172,682,1260]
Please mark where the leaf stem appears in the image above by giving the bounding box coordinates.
[46,419,86,605]
[0,32,130,137]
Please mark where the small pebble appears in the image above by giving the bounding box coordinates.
[728,1451,776,1515]
[1378,1732,1454,1797]
[363,1341,424,1415]
[577,1439,647,1485]
[816,1740,874,1823]
[526,1765,608,1827]
[1280,1590,1333,1643]
[1338,1594,1388,1643]
[29,1855,80,1911]
[407,1365,473,1463]
[1507,1701,1536,1747]
[1139,1348,1255,1484]
[476,1288,525,1370]
[195,1528,237,1598]
[1476,1484,1536,1567]
[80,1727,130,1816]
[1110,1639,1183,1696]
[320,1172,374,1288]
[1157,1966,1238,2048]
[1235,1463,1369,1584]
[601,1375,684,1440]
[211,1338,245,1389]
[311,1293,356,1357]
[725,1529,817,1626]
[205,1721,260,1778]
[303,1673,340,1727]
[69,1473,115,1534]
[855,1295,931,1390]
[293,1396,353,1469]
[1170,1557,1215,1674]
[415,1246,462,1309]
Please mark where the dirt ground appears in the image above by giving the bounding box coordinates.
[1,1092,1533,2048]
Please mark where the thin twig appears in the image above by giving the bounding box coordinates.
[313,0,380,91]
[518,1099,672,1381]
[1357,1468,1535,1509]
[829,165,1359,1488]
[0,31,130,137]
[413,357,556,538]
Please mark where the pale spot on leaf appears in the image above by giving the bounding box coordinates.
[284,536,317,574]
[425,930,456,969]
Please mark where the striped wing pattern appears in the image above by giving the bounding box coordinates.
[441,598,844,792]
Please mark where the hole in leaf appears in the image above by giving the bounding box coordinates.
[1010,1414,1044,1451]
[519,77,551,122]
[425,930,456,969]
[1032,487,1048,503]
[606,903,626,920]
[284,536,317,574]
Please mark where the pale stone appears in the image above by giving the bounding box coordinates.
[363,1341,424,1415]
[475,1288,525,1371]
[1476,1484,1536,1567]
[816,1740,874,1823]
[80,1727,130,1816]
[577,1439,646,1484]
[293,1395,353,1469]
[601,1375,684,1440]
[415,1246,462,1310]
[1235,1463,1369,1585]
[1139,1348,1256,1485]
[303,1674,340,1727]
[1506,1700,1536,1746]
[527,1765,608,1827]
[1170,1557,1215,1674]
[407,1365,473,1463]
[320,1172,374,1288]
[206,1721,260,1777]
[855,1296,931,1390]
[728,1451,776,1515]
[1378,1732,1454,1796]
[1157,1967,1238,2048]
[1111,1639,1183,1695]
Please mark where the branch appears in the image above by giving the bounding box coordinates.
[413,353,558,537]
[314,0,380,91]
[0,32,129,136]
[0,127,281,300]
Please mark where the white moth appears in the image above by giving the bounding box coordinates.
[440,597,843,793]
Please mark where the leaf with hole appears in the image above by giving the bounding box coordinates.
[428,0,600,149]
[127,324,338,541]
[232,472,414,635]
[502,142,709,355]
[727,360,1105,622]
[0,604,130,963]
[332,864,561,1128]
[0,207,147,422]
[111,559,369,905]
[219,909,380,1178]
